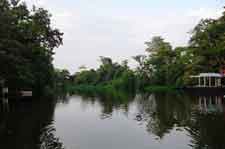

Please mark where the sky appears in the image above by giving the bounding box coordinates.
[24,0,224,73]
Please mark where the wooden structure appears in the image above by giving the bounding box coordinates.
[20,91,33,97]
[191,73,224,88]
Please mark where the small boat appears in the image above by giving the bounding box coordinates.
[20,91,33,97]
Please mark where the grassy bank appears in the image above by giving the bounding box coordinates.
[144,86,178,93]
[67,84,110,95]
[67,84,179,95]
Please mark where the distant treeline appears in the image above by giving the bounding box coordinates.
[67,7,225,92]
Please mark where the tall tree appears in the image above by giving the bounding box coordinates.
[0,0,63,93]
[189,8,225,72]
[141,36,174,85]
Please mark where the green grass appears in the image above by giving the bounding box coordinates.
[67,84,179,95]
[144,85,178,93]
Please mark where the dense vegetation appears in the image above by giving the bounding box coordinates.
[69,57,136,94]
[71,7,225,93]
[133,8,225,89]
[0,0,63,94]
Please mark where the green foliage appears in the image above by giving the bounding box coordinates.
[71,57,137,93]
[144,86,177,93]
[54,69,71,90]
[0,0,63,94]
[132,8,225,88]
[134,36,191,87]
[189,12,225,72]
[73,69,99,85]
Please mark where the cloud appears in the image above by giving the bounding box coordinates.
[187,7,223,19]
[23,0,46,7]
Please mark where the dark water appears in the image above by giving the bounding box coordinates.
[1,92,225,149]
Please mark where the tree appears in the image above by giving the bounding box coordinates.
[135,36,174,85]
[134,36,193,87]
[189,8,225,72]
[0,0,63,93]
[72,56,136,92]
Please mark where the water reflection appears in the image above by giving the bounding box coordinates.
[79,91,136,120]
[40,124,64,149]
[198,95,225,114]
[54,92,225,149]
[133,93,225,149]
[55,92,225,149]
[135,93,192,138]
[0,92,225,149]
[0,97,64,149]
[187,95,225,149]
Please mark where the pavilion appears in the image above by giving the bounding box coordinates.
[191,73,224,88]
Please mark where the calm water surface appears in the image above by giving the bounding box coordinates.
[0,92,225,149]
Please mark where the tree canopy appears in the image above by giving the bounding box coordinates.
[0,0,63,93]
[189,11,225,72]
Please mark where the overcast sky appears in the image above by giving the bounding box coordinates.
[24,0,224,73]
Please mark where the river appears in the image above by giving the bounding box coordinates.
[0,92,225,149]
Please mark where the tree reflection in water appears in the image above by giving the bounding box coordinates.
[79,90,136,120]
[0,97,65,149]
[1,92,225,149]
[40,124,64,149]
[134,93,225,149]
[186,95,225,149]
[77,91,225,149]
[135,93,192,138]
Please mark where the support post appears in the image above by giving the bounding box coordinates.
[199,96,202,105]
[215,78,217,87]
[198,77,201,87]
[219,78,221,87]
[209,96,211,105]
[209,77,211,87]
[204,97,207,108]
[204,77,206,87]
[218,96,221,104]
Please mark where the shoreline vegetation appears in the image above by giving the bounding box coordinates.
[144,86,178,92]
[66,84,178,94]
[1,0,225,97]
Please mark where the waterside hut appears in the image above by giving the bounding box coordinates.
[190,73,224,88]
[191,73,224,88]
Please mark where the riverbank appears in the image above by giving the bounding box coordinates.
[67,84,113,95]
[144,86,178,92]
[67,84,179,95]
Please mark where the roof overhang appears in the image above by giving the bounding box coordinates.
[190,73,224,78]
